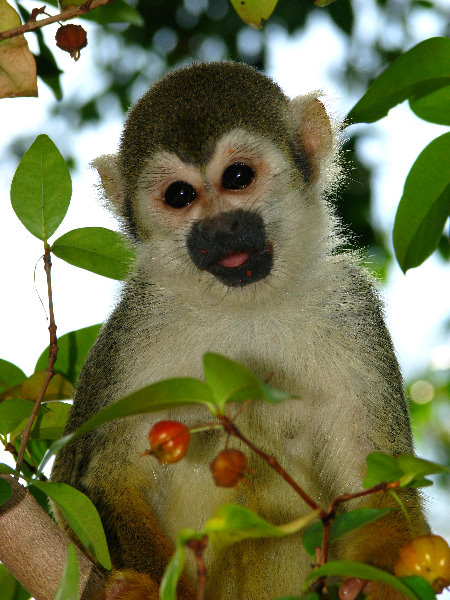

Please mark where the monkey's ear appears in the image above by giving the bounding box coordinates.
[91,154,126,217]
[288,95,334,183]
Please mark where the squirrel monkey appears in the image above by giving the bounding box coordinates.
[51,62,427,599]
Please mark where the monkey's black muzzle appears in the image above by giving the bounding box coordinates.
[186,210,273,287]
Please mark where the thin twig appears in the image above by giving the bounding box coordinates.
[5,443,47,480]
[15,246,58,477]
[0,0,114,42]
[219,416,321,511]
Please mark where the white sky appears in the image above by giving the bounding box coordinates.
[0,1,449,588]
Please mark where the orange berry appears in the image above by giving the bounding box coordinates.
[210,448,247,487]
[147,420,190,464]
[395,534,450,593]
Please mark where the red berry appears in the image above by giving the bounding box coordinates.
[55,24,87,61]
[210,449,247,487]
[148,420,190,464]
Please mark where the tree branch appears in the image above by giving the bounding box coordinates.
[0,0,115,43]
[0,475,104,600]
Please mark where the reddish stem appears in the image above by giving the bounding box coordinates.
[15,247,58,477]
[219,416,321,512]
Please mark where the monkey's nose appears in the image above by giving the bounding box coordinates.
[198,214,239,238]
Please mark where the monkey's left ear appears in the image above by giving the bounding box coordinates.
[287,95,334,183]
[91,154,126,217]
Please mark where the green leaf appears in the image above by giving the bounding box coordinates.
[260,381,294,403]
[347,37,450,124]
[400,576,436,600]
[31,481,111,570]
[229,0,278,29]
[0,398,35,436]
[0,464,16,475]
[203,353,263,412]
[51,227,135,280]
[205,504,285,552]
[44,378,214,465]
[204,504,319,555]
[396,454,449,487]
[363,452,403,487]
[82,0,144,25]
[0,478,12,507]
[54,544,79,600]
[27,402,71,440]
[393,133,450,273]
[35,324,101,386]
[410,84,450,125]
[160,530,197,600]
[0,564,30,600]
[303,561,420,599]
[302,508,392,557]
[0,360,26,394]
[10,135,71,242]
[363,452,449,488]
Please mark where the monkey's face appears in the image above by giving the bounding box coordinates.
[96,64,338,302]
[132,129,302,295]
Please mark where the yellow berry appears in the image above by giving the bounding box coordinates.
[395,534,450,593]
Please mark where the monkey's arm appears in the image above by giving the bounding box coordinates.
[52,432,196,600]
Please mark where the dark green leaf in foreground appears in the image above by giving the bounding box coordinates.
[363,452,449,488]
[400,576,436,600]
[203,353,292,412]
[203,353,263,412]
[10,135,71,241]
[0,478,13,508]
[32,481,111,569]
[393,133,450,272]
[54,544,79,600]
[26,402,71,440]
[0,464,15,475]
[347,37,450,124]
[45,378,214,464]
[0,398,35,436]
[51,227,135,280]
[35,324,101,385]
[0,359,26,394]
[410,84,450,125]
[303,561,420,599]
[302,508,392,557]
[0,563,30,600]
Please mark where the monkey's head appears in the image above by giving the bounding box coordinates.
[94,62,340,302]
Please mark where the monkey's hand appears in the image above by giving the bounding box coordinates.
[91,569,195,600]
[92,570,159,600]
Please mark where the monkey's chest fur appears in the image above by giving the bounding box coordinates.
[73,284,380,598]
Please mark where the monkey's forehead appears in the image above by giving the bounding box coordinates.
[119,62,290,191]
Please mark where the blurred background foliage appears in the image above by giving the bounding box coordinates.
[10,0,449,273]
[7,0,450,483]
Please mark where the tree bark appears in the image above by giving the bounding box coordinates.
[0,474,103,600]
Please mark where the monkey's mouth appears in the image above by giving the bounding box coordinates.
[207,244,273,287]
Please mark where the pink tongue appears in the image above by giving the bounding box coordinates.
[218,251,250,268]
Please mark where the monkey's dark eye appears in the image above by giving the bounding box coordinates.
[164,181,197,208]
[222,163,254,190]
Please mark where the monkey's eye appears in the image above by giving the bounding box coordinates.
[222,162,254,190]
[164,181,197,208]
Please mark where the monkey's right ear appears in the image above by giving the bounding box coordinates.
[91,154,126,217]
